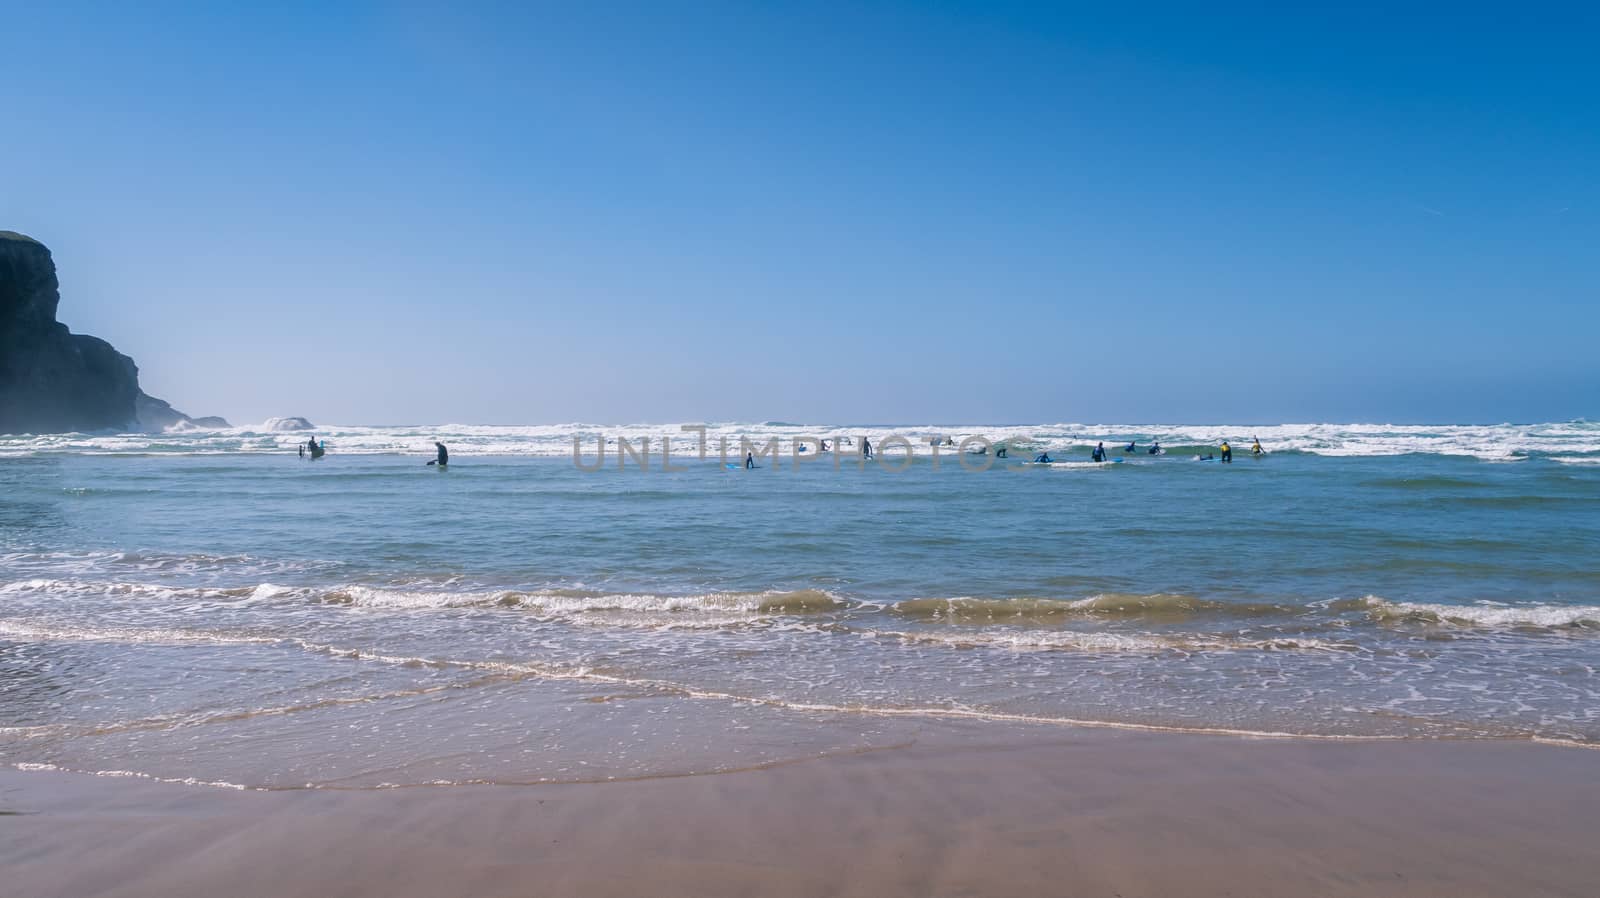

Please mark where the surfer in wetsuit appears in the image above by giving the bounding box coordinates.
[1125,441,1136,453]
[1252,437,1263,456]
[434,441,449,467]
[1035,451,1053,463]
[744,450,755,469]
[1148,441,1161,455]
[996,444,1008,459]
[1220,441,1232,463]
[1091,442,1106,462]
[862,437,873,459]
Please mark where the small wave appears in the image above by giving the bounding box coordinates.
[0,578,302,604]
[0,619,281,647]
[869,627,1352,654]
[327,586,846,615]
[12,762,255,791]
[891,594,1289,622]
[1333,596,1600,629]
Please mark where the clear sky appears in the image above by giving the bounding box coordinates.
[3,2,1595,425]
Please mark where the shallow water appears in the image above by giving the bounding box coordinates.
[3,422,1599,788]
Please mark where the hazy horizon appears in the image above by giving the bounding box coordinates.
[4,4,1594,425]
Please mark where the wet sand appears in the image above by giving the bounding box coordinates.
[4,726,1598,898]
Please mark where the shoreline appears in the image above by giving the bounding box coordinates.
[5,724,1598,898]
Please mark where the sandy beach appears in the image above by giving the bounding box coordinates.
[5,724,1598,898]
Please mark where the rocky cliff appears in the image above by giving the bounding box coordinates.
[0,231,224,434]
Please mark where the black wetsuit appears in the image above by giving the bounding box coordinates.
[862,438,873,459]
[996,446,1007,459]
[436,443,449,466]
[745,453,754,469]
[1221,445,1232,463]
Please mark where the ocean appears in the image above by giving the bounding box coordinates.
[3,421,1599,789]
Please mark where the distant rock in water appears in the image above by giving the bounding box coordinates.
[0,231,224,434]
[263,416,314,432]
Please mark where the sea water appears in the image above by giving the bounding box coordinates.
[3,422,1599,789]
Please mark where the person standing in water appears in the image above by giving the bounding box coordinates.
[1252,437,1263,456]
[1220,440,1232,463]
[1091,442,1106,462]
[744,450,755,469]
[861,437,873,459]
[1125,440,1137,454]
[433,441,449,467]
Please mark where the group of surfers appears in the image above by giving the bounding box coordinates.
[1086,437,1264,463]
[301,438,450,467]
[304,435,1265,469]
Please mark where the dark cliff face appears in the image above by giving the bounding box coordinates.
[0,231,205,434]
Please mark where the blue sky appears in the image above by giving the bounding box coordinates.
[3,2,1595,425]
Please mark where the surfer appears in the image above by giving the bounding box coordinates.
[820,439,830,452]
[431,441,448,467]
[1220,441,1232,463]
[861,437,873,459]
[745,450,755,470]
[1125,441,1137,454]
[1252,437,1263,456]
[995,445,1007,459]
[1035,452,1054,463]
[1148,441,1161,455]
[1091,442,1106,462]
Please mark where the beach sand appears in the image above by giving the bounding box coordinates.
[4,725,1598,898]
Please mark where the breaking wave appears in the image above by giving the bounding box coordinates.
[891,594,1292,621]
[1332,596,1600,629]
[4,420,1600,461]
